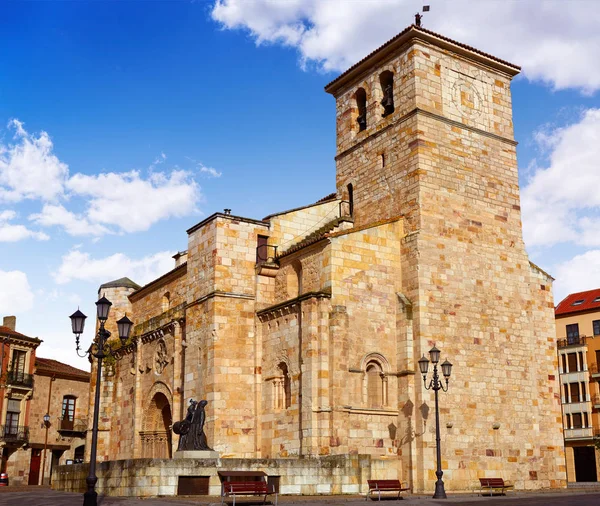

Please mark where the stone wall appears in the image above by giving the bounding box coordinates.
[29,373,89,484]
[52,455,397,497]
[329,30,565,492]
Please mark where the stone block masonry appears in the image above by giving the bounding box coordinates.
[61,24,566,498]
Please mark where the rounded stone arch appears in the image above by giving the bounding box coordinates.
[359,352,391,374]
[360,353,391,408]
[146,380,173,408]
[141,381,173,458]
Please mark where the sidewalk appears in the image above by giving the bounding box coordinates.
[1,488,600,506]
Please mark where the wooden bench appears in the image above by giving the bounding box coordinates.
[221,481,278,506]
[478,478,514,496]
[366,479,409,501]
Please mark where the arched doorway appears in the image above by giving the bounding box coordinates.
[140,392,173,458]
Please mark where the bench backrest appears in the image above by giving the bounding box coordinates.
[367,479,402,489]
[225,481,269,494]
[479,478,506,487]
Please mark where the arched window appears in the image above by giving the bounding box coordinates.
[366,362,383,408]
[61,395,76,430]
[273,362,291,410]
[379,71,394,117]
[355,88,367,131]
[162,292,170,312]
[347,183,354,217]
[279,362,291,409]
[286,261,302,299]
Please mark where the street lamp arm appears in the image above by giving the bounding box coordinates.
[440,378,449,393]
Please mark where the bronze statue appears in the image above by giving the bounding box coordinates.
[173,399,213,451]
[415,13,423,27]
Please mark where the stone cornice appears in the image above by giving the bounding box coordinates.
[256,290,332,321]
[186,290,255,310]
[140,321,176,345]
[335,107,517,161]
[186,212,269,236]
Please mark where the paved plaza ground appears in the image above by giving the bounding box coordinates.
[1,488,600,506]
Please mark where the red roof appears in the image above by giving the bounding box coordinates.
[555,288,600,317]
[0,325,40,342]
[35,357,91,381]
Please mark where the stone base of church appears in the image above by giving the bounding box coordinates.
[51,454,399,497]
[174,450,220,459]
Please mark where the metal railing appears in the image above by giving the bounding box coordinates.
[0,425,29,443]
[6,369,34,388]
[256,244,278,265]
[59,417,87,433]
[557,335,586,348]
[592,394,600,406]
[590,362,599,374]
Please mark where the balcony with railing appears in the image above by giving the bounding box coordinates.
[0,425,29,444]
[557,335,587,348]
[590,362,600,378]
[6,369,34,389]
[564,426,594,440]
[57,417,87,435]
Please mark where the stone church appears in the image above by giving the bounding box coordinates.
[86,24,566,494]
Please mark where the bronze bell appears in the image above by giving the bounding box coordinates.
[381,85,394,117]
[357,107,367,131]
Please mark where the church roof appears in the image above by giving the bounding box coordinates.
[99,277,141,291]
[555,288,600,317]
[0,326,41,343]
[35,357,91,381]
[325,24,520,94]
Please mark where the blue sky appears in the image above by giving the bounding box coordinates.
[1,0,600,369]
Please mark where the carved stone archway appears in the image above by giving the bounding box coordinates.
[140,383,173,458]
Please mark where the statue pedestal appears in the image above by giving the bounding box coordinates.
[174,450,220,459]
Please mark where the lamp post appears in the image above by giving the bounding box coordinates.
[70,297,133,506]
[40,374,54,486]
[418,346,453,499]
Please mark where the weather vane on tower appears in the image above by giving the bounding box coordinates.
[415,5,430,27]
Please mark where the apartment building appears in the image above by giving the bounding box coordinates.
[0,315,90,486]
[0,316,41,483]
[555,290,600,482]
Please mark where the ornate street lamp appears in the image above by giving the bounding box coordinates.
[418,345,453,499]
[70,298,133,506]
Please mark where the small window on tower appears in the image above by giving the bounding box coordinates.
[256,235,268,264]
[347,183,354,217]
[379,71,394,117]
[355,88,367,131]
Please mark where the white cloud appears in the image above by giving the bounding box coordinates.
[0,270,34,313]
[212,0,600,93]
[553,250,600,302]
[0,121,209,237]
[0,208,49,242]
[521,109,600,248]
[53,249,176,285]
[66,169,200,233]
[29,204,111,237]
[199,165,222,178]
[0,119,69,202]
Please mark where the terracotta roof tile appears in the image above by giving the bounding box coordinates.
[0,326,40,342]
[35,357,90,380]
[555,288,600,316]
[325,24,520,93]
